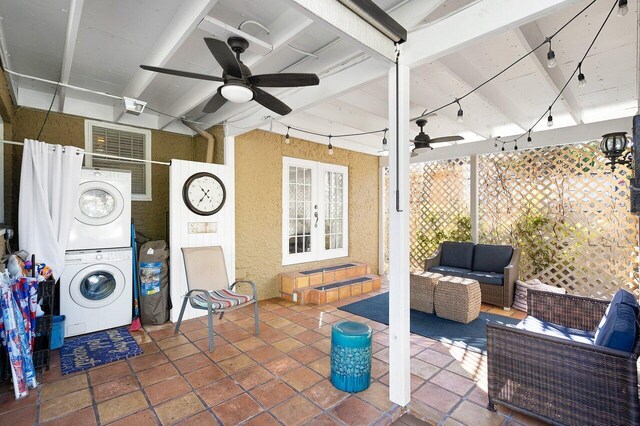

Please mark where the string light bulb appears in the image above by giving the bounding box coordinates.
[577,63,587,88]
[456,99,464,123]
[328,136,333,155]
[527,132,532,143]
[514,143,518,150]
[501,145,505,152]
[284,127,290,144]
[618,0,628,16]
[382,130,387,149]
[547,111,554,127]
[547,42,557,68]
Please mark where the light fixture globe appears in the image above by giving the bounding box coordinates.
[600,132,631,171]
[219,82,254,103]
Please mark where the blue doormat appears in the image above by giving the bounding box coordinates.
[60,327,142,375]
[338,293,520,353]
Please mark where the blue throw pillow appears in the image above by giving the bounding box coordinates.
[610,289,639,316]
[594,302,637,352]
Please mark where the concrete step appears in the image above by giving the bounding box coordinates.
[294,274,381,305]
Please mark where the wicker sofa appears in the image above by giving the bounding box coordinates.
[486,290,640,425]
[425,241,520,309]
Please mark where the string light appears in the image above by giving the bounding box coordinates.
[284,126,291,144]
[527,131,532,143]
[618,0,628,16]
[382,130,388,148]
[456,99,464,123]
[547,110,554,127]
[328,135,333,155]
[546,40,557,68]
[577,62,587,87]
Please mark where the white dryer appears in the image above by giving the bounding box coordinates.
[60,248,132,337]
[68,168,131,251]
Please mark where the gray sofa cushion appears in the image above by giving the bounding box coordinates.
[472,244,513,273]
[440,241,475,270]
[465,271,504,286]
[429,266,470,277]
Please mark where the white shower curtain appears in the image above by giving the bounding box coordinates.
[18,139,83,278]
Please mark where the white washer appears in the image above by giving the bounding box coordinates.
[68,168,131,251]
[60,248,132,337]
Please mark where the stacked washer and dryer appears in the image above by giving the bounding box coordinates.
[61,169,133,337]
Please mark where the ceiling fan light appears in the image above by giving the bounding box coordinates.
[220,84,254,103]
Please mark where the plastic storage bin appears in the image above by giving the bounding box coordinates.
[330,321,372,392]
[50,315,65,350]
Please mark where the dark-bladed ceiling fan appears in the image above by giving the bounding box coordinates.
[411,118,464,155]
[140,37,320,116]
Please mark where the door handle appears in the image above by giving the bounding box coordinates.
[314,211,318,228]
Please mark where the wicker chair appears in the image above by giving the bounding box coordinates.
[486,290,640,425]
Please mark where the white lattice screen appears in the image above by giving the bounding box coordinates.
[383,141,639,298]
[478,142,639,297]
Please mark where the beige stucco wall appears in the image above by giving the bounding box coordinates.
[4,108,208,241]
[234,129,380,300]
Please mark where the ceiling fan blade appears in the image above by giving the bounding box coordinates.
[248,73,319,88]
[202,93,227,114]
[429,135,464,143]
[204,38,243,78]
[140,65,224,82]
[253,87,292,116]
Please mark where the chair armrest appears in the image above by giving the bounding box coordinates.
[230,280,258,300]
[527,290,609,331]
[503,248,520,285]
[424,245,442,272]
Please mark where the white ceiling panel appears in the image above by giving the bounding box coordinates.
[0,0,69,80]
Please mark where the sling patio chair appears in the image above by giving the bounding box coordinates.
[175,246,259,351]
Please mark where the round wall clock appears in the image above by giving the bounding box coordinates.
[182,172,226,216]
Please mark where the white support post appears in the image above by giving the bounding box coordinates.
[388,50,411,407]
[223,125,236,283]
[470,154,479,244]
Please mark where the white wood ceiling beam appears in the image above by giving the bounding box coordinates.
[280,0,397,63]
[0,17,17,106]
[437,53,530,131]
[58,0,84,111]
[380,116,631,165]
[219,0,577,140]
[515,23,582,124]
[158,9,313,129]
[122,0,220,99]
[305,99,387,133]
[404,0,580,68]
[387,0,446,30]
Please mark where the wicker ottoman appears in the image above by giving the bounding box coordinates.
[410,271,443,314]
[434,276,481,323]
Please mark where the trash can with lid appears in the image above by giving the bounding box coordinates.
[330,320,372,392]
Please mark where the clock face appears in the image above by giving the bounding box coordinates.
[182,172,226,216]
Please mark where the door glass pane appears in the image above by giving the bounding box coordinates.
[324,170,345,251]
[79,189,115,218]
[287,165,313,254]
[80,272,116,301]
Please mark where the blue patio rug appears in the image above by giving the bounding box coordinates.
[60,327,142,375]
[338,293,520,353]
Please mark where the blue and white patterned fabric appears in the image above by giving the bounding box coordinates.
[60,327,142,375]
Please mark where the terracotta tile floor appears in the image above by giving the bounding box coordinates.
[0,285,543,426]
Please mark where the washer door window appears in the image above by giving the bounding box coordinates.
[76,181,124,226]
[70,264,125,309]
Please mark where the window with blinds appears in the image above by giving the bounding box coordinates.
[84,120,152,201]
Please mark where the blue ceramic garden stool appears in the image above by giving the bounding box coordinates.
[330,321,372,392]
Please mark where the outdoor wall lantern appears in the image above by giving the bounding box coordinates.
[600,132,632,171]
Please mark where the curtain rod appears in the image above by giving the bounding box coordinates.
[0,139,171,166]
